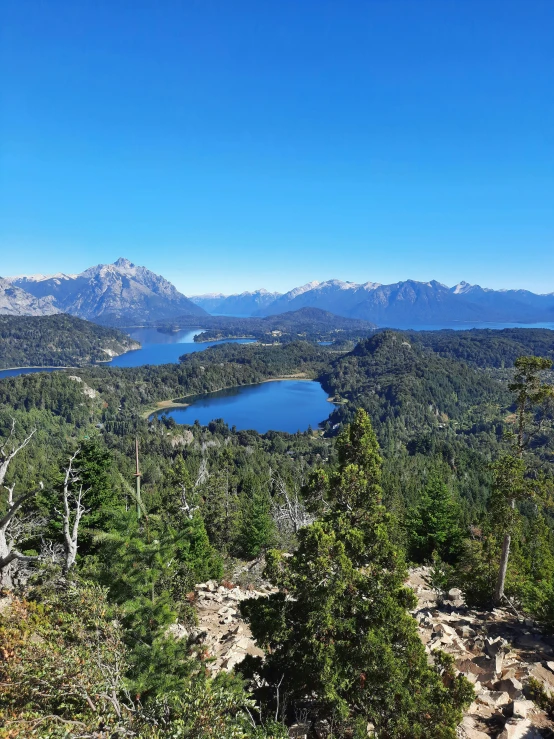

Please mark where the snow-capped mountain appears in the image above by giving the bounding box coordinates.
[191,288,282,316]
[5,258,206,324]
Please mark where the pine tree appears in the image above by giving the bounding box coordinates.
[238,480,275,559]
[240,409,473,738]
[494,355,553,603]
[407,473,462,564]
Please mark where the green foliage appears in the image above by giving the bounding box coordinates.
[2,328,554,734]
[0,313,136,369]
[406,328,554,369]
[0,583,129,738]
[187,307,376,345]
[454,534,500,609]
[0,582,285,739]
[516,513,554,631]
[238,478,275,559]
[135,676,289,738]
[406,473,463,564]
[93,509,221,698]
[241,410,473,737]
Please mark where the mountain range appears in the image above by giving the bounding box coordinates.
[2,258,206,324]
[191,288,281,316]
[3,259,554,326]
[192,279,554,325]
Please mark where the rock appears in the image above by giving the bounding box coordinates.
[448,588,463,599]
[511,700,535,719]
[529,662,554,697]
[221,651,246,671]
[495,677,523,699]
[434,622,457,637]
[498,718,542,738]
[458,625,477,639]
[517,634,544,650]
[485,636,507,657]
[546,661,554,674]
[460,716,490,738]
[166,623,188,640]
[476,690,511,708]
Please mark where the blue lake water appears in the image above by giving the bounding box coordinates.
[0,328,254,378]
[387,322,554,331]
[0,367,60,379]
[152,380,333,434]
[104,328,254,367]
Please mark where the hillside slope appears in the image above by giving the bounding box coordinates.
[0,314,140,368]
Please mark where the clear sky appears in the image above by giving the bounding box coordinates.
[1,0,553,295]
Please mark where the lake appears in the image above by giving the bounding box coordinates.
[151,380,333,434]
[0,367,60,379]
[0,328,254,378]
[388,321,554,331]
[104,328,254,367]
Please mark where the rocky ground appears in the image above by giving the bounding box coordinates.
[190,566,554,738]
[409,568,554,739]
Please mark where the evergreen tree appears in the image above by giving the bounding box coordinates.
[238,478,275,559]
[407,473,462,564]
[494,355,553,602]
[240,409,473,738]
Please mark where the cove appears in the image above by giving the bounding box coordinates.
[151,380,334,434]
[104,328,254,367]
[0,328,255,378]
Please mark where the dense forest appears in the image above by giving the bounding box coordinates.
[1,328,554,737]
[405,327,554,368]
[151,306,377,345]
[0,314,139,369]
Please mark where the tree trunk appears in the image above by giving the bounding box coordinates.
[495,531,511,603]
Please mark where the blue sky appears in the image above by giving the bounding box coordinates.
[1,0,553,295]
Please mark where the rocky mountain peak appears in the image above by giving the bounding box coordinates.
[113,257,134,269]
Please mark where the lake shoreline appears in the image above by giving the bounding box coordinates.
[0,341,142,373]
[0,365,77,372]
[142,374,313,419]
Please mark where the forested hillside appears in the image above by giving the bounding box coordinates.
[406,327,554,368]
[0,314,139,369]
[1,331,553,737]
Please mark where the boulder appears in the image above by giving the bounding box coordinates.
[476,690,511,708]
[529,662,554,697]
[498,718,542,739]
[511,700,535,719]
[495,677,523,699]
[460,716,490,739]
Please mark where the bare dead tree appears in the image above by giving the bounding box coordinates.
[0,481,44,585]
[271,475,313,534]
[195,456,209,487]
[41,539,65,565]
[179,485,198,519]
[0,420,36,487]
[60,450,90,574]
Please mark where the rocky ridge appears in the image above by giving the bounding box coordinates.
[188,569,554,738]
[4,258,206,324]
[0,277,60,316]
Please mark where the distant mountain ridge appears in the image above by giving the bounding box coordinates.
[0,277,60,316]
[192,278,554,325]
[5,260,554,326]
[3,258,206,324]
[191,288,281,316]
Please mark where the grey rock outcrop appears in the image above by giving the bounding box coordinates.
[0,277,60,316]
[5,258,206,324]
